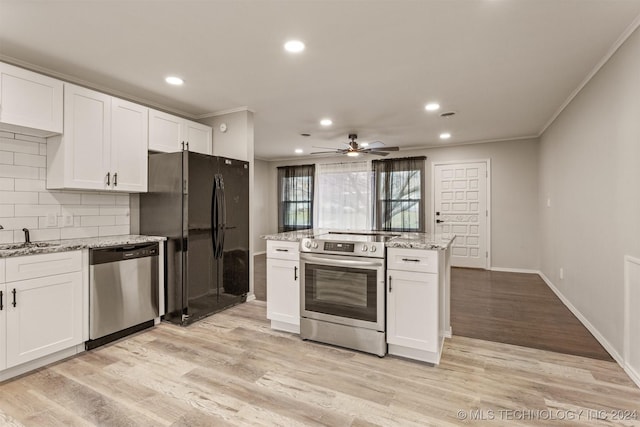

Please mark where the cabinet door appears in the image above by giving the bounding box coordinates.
[6,272,83,368]
[149,109,183,153]
[387,270,438,352]
[184,120,212,155]
[63,84,111,190]
[0,62,63,136]
[0,283,6,371]
[111,97,148,192]
[266,258,300,325]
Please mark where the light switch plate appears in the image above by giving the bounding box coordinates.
[47,212,57,227]
[63,214,73,227]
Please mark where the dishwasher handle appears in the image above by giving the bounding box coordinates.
[90,242,159,265]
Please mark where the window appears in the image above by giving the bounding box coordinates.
[316,161,372,230]
[373,156,426,232]
[277,164,315,232]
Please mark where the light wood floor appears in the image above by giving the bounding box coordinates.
[1,301,639,426]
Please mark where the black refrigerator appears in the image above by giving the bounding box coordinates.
[139,151,249,325]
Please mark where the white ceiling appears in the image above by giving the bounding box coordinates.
[1,0,640,160]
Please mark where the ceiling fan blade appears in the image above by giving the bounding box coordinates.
[368,146,400,151]
[368,150,389,156]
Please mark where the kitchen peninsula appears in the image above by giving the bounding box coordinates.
[262,230,453,364]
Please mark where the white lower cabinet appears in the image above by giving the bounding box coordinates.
[266,241,300,333]
[5,272,83,368]
[0,251,86,381]
[386,247,444,364]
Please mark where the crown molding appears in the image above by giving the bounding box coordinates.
[539,13,640,136]
[196,106,255,119]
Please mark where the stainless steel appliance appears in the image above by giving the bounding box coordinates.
[139,151,249,325]
[87,242,159,349]
[299,232,391,356]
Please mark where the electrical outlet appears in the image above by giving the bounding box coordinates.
[63,214,73,227]
[47,212,57,227]
[559,268,564,280]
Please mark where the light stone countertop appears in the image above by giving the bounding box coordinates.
[262,229,455,250]
[0,234,166,258]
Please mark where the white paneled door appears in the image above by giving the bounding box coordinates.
[434,161,489,269]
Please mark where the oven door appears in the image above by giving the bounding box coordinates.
[300,252,385,331]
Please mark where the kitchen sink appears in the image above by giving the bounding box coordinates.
[0,242,60,250]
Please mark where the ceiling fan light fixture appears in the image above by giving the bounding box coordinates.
[284,40,305,53]
[320,118,332,126]
[425,102,440,111]
[346,151,360,157]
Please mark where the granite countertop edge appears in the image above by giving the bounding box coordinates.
[261,230,455,250]
[0,235,167,258]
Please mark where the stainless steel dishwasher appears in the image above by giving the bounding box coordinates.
[87,242,159,349]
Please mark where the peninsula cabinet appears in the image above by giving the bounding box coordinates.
[0,62,63,137]
[0,251,84,378]
[386,247,447,364]
[47,83,148,192]
[266,240,300,333]
[148,108,212,155]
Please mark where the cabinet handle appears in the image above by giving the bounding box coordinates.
[402,258,420,262]
[0,290,3,310]
[186,141,189,150]
[294,266,298,281]
[114,172,118,187]
[106,172,111,186]
[275,248,289,252]
[389,276,392,292]
[12,288,16,307]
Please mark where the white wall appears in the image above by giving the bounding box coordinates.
[265,137,540,270]
[538,27,640,359]
[0,131,130,243]
[253,159,271,253]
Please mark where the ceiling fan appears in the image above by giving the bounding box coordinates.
[311,133,400,157]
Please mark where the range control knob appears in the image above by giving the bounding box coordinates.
[370,245,377,252]
[361,245,368,252]
[304,240,312,249]
[312,242,319,249]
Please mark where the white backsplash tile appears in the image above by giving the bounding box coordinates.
[0,133,131,242]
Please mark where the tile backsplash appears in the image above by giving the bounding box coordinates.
[0,131,130,244]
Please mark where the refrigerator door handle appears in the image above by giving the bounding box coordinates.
[219,176,227,258]
[211,175,218,259]
[215,174,224,259]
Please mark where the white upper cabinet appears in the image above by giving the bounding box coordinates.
[184,120,212,155]
[0,62,63,136]
[47,83,148,192]
[149,108,212,155]
[111,98,148,192]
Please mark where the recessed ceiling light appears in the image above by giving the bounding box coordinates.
[347,152,360,157]
[284,40,305,53]
[295,149,303,154]
[440,132,451,140]
[165,76,184,86]
[320,118,332,126]
[360,142,369,147]
[425,102,440,111]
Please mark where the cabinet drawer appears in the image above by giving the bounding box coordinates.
[6,251,82,282]
[387,248,438,273]
[267,240,299,260]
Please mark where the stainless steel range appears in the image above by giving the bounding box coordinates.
[299,232,393,356]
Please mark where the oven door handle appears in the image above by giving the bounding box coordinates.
[300,255,383,268]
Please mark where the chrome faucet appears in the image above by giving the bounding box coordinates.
[22,228,31,244]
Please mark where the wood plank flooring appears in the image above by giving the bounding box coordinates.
[1,301,638,426]
[451,268,613,361]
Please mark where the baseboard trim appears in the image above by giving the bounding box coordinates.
[538,271,624,367]
[253,251,266,256]
[490,267,539,274]
[245,292,256,302]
